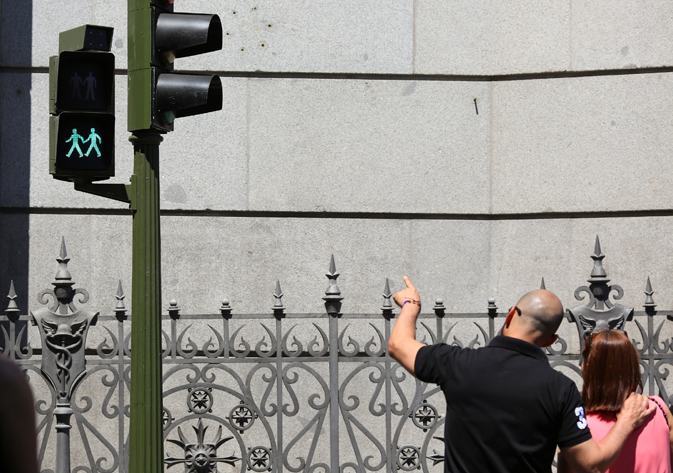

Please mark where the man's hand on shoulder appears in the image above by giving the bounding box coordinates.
[615,392,656,433]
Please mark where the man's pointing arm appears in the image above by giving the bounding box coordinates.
[388,276,425,377]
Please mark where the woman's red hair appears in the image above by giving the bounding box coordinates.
[581,330,642,413]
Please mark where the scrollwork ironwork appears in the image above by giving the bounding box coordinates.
[411,401,439,432]
[228,404,255,432]
[248,447,272,472]
[397,446,421,471]
[5,240,673,473]
[188,388,214,415]
[165,419,240,472]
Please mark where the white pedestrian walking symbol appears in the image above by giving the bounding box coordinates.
[65,128,102,158]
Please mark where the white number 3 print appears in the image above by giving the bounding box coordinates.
[575,407,588,429]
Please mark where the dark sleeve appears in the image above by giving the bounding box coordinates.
[557,381,593,448]
[414,343,461,385]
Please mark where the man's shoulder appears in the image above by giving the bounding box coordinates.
[418,342,473,358]
[544,363,579,387]
[414,342,475,384]
[416,341,494,370]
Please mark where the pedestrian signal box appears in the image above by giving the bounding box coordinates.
[49,25,115,182]
[50,113,114,175]
[54,52,114,112]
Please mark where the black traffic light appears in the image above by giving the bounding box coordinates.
[49,25,115,182]
[128,1,223,133]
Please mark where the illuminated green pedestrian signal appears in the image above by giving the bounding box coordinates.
[49,25,115,182]
[50,113,114,181]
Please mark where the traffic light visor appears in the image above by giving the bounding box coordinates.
[155,13,222,58]
[156,73,222,118]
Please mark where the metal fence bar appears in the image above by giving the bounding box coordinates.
[383,280,394,473]
[274,281,285,473]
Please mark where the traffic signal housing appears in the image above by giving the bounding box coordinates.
[49,25,115,182]
[128,0,223,132]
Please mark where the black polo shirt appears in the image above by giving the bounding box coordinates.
[415,335,591,473]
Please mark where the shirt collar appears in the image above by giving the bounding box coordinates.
[488,335,548,361]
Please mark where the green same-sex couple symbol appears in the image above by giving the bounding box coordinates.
[65,128,102,158]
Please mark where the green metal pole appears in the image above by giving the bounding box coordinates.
[127,0,165,469]
[127,131,164,473]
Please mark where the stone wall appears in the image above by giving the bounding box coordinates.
[3,2,673,317]
[1,3,673,470]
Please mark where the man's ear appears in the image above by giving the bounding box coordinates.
[504,306,517,328]
[541,334,558,348]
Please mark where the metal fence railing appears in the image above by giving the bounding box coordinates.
[3,236,672,473]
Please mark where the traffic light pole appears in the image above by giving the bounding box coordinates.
[127,130,164,473]
[126,1,222,469]
[127,1,165,470]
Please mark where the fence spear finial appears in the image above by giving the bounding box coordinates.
[323,255,343,317]
[273,280,285,319]
[589,235,608,282]
[381,278,393,319]
[273,280,284,308]
[114,280,127,319]
[54,237,73,283]
[644,276,656,312]
[5,280,19,319]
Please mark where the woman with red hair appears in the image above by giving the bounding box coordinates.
[559,330,673,472]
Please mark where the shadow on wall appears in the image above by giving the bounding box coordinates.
[0,1,33,346]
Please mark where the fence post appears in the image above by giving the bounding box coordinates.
[323,255,343,473]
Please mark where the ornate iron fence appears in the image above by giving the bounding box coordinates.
[2,236,672,473]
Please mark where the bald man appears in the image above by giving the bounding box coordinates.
[388,277,654,473]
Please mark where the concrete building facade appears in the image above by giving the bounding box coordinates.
[3,2,673,315]
[1,2,673,470]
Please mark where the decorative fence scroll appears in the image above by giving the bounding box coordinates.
[2,236,672,473]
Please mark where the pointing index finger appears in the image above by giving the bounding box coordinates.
[403,276,415,289]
